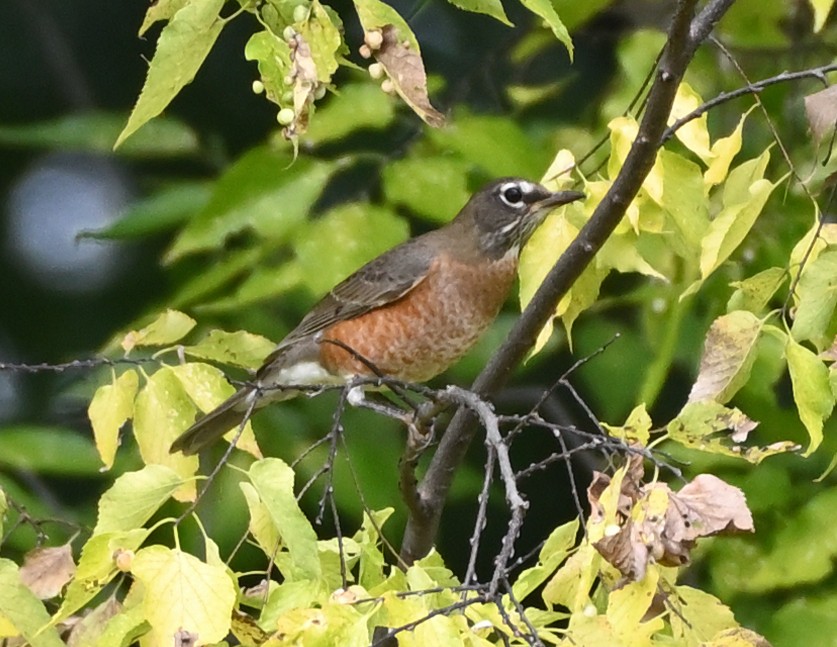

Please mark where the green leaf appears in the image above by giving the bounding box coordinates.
[446,0,511,25]
[249,458,322,580]
[298,0,342,84]
[116,0,227,148]
[791,250,837,350]
[382,156,471,223]
[727,267,786,314]
[0,559,64,647]
[654,149,709,257]
[667,401,796,463]
[88,369,140,469]
[81,182,211,240]
[94,464,184,534]
[688,311,763,404]
[131,545,237,644]
[428,110,550,178]
[92,596,148,647]
[245,30,293,109]
[357,509,394,591]
[0,426,102,476]
[711,487,837,595]
[0,488,5,538]
[120,309,196,352]
[54,529,148,623]
[302,83,396,145]
[517,0,573,59]
[133,368,199,499]
[0,112,200,158]
[182,329,275,369]
[195,261,303,312]
[165,148,336,261]
[169,248,261,309]
[240,481,281,556]
[294,203,410,295]
[786,338,834,455]
[512,518,578,601]
[139,0,190,35]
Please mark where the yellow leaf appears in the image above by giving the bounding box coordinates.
[607,567,664,646]
[541,149,577,189]
[120,309,196,352]
[704,109,750,190]
[669,82,712,162]
[693,176,776,292]
[130,545,236,645]
[607,116,638,179]
[519,201,580,355]
[88,369,139,469]
[169,363,262,458]
[133,368,199,501]
[810,0,836,32]
[601,404,652,445]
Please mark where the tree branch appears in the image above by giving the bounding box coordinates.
[399,0,725,565]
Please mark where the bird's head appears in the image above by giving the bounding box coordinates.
[459,178,584,259]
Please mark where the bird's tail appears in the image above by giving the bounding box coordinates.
[170,388,257,456]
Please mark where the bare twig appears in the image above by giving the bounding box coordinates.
[661,62,837,144]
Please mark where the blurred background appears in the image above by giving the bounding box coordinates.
[1,0,837,644]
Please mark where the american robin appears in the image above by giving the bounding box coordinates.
[170,178,584,455]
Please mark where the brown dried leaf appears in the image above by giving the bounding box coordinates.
[667,474,754,540]
[592,468,754,580]
[19,544,76,600]
[804,85,837,144]
[594,519,651,581]
[374,25,444,127]
[587,453,644,524]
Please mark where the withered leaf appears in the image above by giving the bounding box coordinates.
[667,474,754,540]
[687,310,762,405]
[67,598,122,647]
[374,25,444,127]
[804,85,837,144]
[19,543,76,600]
[591,459,754,581]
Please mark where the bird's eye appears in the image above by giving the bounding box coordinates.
[500,185,524,207]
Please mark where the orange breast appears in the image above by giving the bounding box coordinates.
[319,252,517,382]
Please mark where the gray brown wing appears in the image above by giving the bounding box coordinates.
[274,236,435,351]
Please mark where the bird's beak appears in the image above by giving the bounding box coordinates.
[534,189,585,210]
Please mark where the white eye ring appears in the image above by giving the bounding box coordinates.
[498,181,535,208]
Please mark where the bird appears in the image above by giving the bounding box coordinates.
[170,178,584,455]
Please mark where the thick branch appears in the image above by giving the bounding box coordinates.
[399,0,730,565]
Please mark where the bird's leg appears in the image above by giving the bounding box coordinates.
[346,384,412,421]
